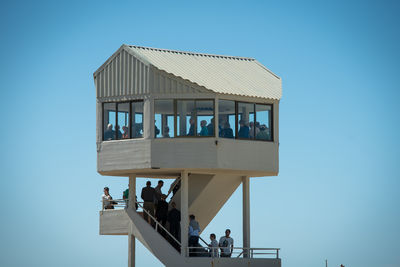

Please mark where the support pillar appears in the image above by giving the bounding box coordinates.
[128,175,136,267]
[128,175,136,209]
[242,176,250,258]
[128,234,135,267]
[180,171,189,257]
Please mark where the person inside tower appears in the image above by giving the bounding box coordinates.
[199,120,208,136]
[104,124,115,140]
[141,181,156,225]
[122,126,129,139]
[219,229,234,257]
[188,118,195,136]
[220,122,234,138]
[249,121,259,139]
[155,122,160,138]
[163,126,170,138]
[238,120,250,138]
[102,187,115,209]
[256,124,271,140]
[188,214,201,256]
[208,233,219,257]
[167,202,181,242]
[115,125,123,139]
[207,118,215,136]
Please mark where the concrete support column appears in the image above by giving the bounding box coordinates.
[242,176,250,258]
[128,175,136,267]
[180,170,189,257]
[128,233,135,267]
[128,175,136,209]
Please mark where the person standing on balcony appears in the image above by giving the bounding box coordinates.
[167,202,181,241]
[188,214,201,256]
[141,181,156,225]
[208,233,219,258]
[102,187,114,209]
[219,229,234,257]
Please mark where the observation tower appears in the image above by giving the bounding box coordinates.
[94,45,282,267]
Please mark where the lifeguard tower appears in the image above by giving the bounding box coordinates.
[94,45,282,267]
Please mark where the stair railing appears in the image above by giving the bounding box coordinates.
[166,176,181,199]
[135,201,182,248]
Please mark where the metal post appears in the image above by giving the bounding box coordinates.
[242,176,250,258]
[181,171,189,256]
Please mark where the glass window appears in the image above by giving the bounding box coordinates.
[218,100,235,138]
[196,100,214,137]
[103,103,116,141]
[155,100,175,138]
[131,101,143,138]
[177,100,195,137]
[117,103,129,139]
[237,102,254,139]
[255,104,272,141]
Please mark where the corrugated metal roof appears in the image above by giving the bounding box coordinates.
[123,45,282,100]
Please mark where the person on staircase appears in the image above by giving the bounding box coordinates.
[154,180,164,206]
[167,202,181,242]
[188,214,201,256]
[141,181,156,225]
[155,194,168,237]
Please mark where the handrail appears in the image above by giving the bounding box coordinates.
[186,246,280,259]
[198,236,209,247]
[166,176,181,199]
[135,201,182,248]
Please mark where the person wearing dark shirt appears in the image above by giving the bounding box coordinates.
[141,181,156,225]
[207,118,214,136]
[104,124,115,140]
[115,125,123,139]
[155,194,169,236]
[155,123,160,138]
[238,120,250,138]
[168,202,181,241]
[188,118,195,136]
[220,122,234,138]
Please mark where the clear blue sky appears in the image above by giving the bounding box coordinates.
[1,1,399,267]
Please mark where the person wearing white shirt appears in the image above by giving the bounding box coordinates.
[219,229,234,257]
[188,214,201,256]
[102,187,114,209]
[209,233,219,257]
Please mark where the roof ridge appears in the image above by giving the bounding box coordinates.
[127,45,255,61]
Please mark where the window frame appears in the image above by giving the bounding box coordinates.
[102,100,144,141]
[221,99,274,142]
[173,99,216,138]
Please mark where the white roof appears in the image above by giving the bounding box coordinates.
[124,45,282,100]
